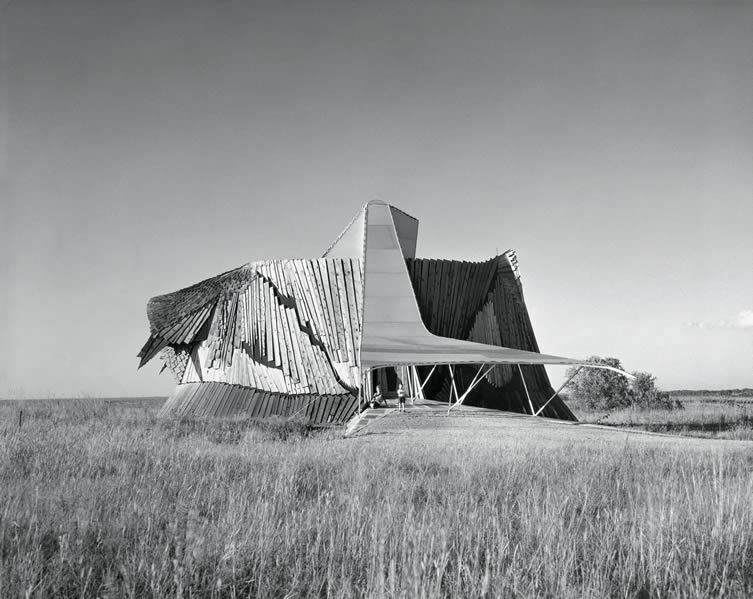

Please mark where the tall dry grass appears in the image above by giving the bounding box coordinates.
[2,400,753,597]
[573,396,753,440]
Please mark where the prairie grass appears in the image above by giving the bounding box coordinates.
[2,399,753,597]
[573,395,753,440]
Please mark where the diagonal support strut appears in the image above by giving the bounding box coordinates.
[448,363,496,413]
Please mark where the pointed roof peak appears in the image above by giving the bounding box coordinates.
[323,201,419,259]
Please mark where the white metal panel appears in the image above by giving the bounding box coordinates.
[323,206,366,258]
[363,322,428,338]
[358,200,589,371]
[364,297,424,322]
[363,250,409,273]
[367,225,400,249]
[390,206,418,259]
[362,273,415,296]
[364,203,394,225]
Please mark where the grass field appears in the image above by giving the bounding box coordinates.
[571,393,753,440]
[2,398,753,597]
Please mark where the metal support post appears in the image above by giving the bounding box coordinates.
[448,363,496,412]
[534,366,583,417]
[419,364,437,394]
[448,365,459,408]
[518,364,536,415]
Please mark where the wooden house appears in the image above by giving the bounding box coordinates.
[139,202,580,422]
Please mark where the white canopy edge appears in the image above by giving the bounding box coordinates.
[361,358,634,379]
[356,201,635,383]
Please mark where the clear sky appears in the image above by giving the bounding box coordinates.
[1,0,751,398]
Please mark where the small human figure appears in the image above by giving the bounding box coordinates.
[397,383,406,412]
[369,385,383,409]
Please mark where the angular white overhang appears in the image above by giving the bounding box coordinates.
[357,201,585,370]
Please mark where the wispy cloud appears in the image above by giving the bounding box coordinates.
[688,310,753,330]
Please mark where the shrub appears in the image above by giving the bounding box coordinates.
[565,356,632,410]
[566,357,678,410]
[631,371,675,409]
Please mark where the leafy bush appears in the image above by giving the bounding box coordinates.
[566,356,678,410]
[630,371,677,409]
[565,357,632,410]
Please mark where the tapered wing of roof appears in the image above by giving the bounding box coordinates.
[357,201,582,369]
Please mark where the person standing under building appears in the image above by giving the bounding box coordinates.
[397,383,406,412]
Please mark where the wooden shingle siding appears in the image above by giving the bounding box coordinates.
[145,252,573,422]
[212,384,232,417]
[405,256,575,421]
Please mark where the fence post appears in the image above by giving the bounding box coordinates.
[18,409,23,429]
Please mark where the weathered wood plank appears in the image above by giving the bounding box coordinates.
[268,283,282,368]
[312,260,335,349]
[342,259,360,366]
[352,257,364,327]
[324,259,344,360]
[249,391,264,417]
[224,386,241,417]
[305,396,317,420]
[201,381,224,417]
[332,394,352,422]
[334,259,354,365]
[276,301,293,379]
[261,392,276,418]
[430,259,440,331]
[321,396,336,423]
[220,384,240,417]
[209,384,229,418]
[286,309,307,388]
[326,259,346,361]
[439,260,451,334]
[313,396,327,423]
[298,260,318,330]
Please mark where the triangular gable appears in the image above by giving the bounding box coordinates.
[322,206,366,258]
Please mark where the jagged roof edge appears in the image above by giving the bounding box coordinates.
[146,263,257,335]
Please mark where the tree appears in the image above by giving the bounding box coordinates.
[631,371,658,408]
[630,371,676,409]
[565,356,632,409]
[565,356,676,410]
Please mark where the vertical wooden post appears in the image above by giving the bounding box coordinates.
[18,409,23,429]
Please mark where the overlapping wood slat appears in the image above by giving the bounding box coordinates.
[143,250,573,422]
[141,258,365,421]
[158,382,357,424]
[407,255,575,421]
